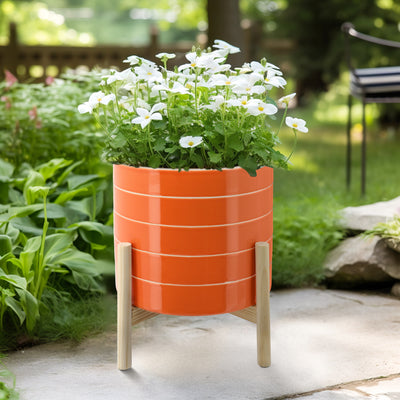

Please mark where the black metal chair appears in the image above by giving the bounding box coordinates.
[341,22,400,195]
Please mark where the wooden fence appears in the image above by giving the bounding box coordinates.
[0,22,293,82]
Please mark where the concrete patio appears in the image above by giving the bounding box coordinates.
[5,288,400,399]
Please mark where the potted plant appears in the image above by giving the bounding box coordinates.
[78,40,307,316]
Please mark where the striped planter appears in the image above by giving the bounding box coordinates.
[113,165,273,316]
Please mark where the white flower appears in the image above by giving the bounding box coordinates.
[233,73,265,95]
[178,52,218,71]
[227,96,249,107]
[278,93,296,107]
[156,52,176,60]
[123,55,141,65]
[264,70,287,88]
[213,39,240,54]
[131,104,164,128]
[179,136,203,148]
[250,61,281,74]
[124,55,156,67]
[134,64,163,82]
[285,117,308,133]
[203,95,225,111]
[105,68,137,85]
[246,99,278,116]
[208,74,241,88]
[78,91,115,114]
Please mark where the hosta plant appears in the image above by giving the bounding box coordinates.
[78,40,308,176]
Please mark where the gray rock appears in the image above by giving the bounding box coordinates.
[324,235,400,286]
[340,196,400,231]
[391,282,400,297]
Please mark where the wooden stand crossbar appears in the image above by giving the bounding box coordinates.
[116,242,271,370]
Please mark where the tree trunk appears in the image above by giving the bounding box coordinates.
[207,0,245,66]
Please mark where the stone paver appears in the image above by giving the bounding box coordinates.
[4,289,400,400]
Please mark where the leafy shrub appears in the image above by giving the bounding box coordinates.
[272,199,343,288]
[364,215,400,239]
[0,157,114,347]
[0,71,103,170]
[0,354,18,400]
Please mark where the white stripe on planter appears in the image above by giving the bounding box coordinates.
[114,236,272,257]
[114,209,272,228]
[114,183,272,199]
[131,274,256,287]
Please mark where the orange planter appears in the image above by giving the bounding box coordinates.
[113,165,273,316]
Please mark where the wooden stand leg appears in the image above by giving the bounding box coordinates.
[117,242,132,370]
[256,242,271,368]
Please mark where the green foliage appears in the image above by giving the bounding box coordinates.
[364,215,400,239]
[0,72,103,169]
[272,199,344,288]
[245,0,400,101]
[0,157,113,344]
[0,355,18,400]
[33,291,116,344]
[0,1,94,45]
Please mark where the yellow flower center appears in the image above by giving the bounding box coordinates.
[147,72,152,75]
[226,81,231,85]
[241,100,247,105]
[191,63,196,67]
[97,98,102,102]
[293,123,298,128]
[145,115,150,119]
[258,106,264,112]
[265,78,269,82]
[186,83,192,89]
[188,141,194,146]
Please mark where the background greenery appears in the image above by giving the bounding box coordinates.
[0,0,399,355]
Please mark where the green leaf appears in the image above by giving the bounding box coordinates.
[10,217,43,237]
[189,152,204,168]
[26,186,50,205]
[23,171,45,204]
[50,249,102,291]
[70,221,113,246]
[0,235,12,254]
[20,236,42,277]
[56,160,83,186]
[43,233,75,265]
[65,199,92,219]
[38,158,72,181]
[2,204,43,222]
[35,203,66,220]
[148,154,161,168]
[16,288,39,332]
[208,151,222,164]
[0,159,14,179]
[5,296,26,325]
[238,156,258,177]
[153,137,166,152]
[228,135,244,152]
[54,187,89,205]
[67,174,100,190]
[0,270,27,290]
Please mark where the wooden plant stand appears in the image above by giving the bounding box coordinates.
[116,242,271,370]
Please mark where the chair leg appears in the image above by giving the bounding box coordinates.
[117,242,132,370]
[346,94,352,190]
[361,99,367,196]
[255,242,271,368]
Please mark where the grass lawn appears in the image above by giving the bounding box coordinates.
[271,90,400,288]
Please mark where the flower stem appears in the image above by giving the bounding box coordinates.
[285,128,298,163]
[277,105,288,137]
[147,125,154,155]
